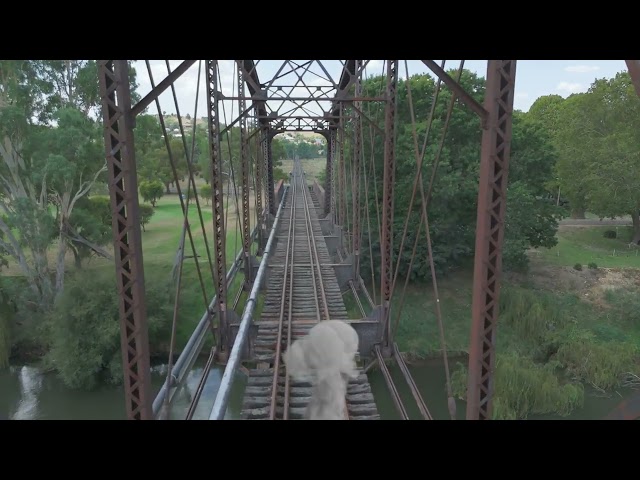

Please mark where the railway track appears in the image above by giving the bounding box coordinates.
[240,160,379,420]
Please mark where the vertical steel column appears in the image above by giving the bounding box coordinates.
[255,124,264,252]
[331,128,337,222]
[206,60,229,354]
[352,60,363,280]
[466,60,517,420]
[626,60,640,97]
[324,128,336,216]
[238,63,251,284]
[98,60,152,420]
[338,106,346,229]
[380,60,398,349]
[264,128,276,216]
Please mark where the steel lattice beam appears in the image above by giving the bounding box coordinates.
[466,60,517,420]
[338,107,346,228]
[238,62,252,286]
[206,60,230,355]
[98,60,153,420]
[255,126,264,253]
[352,60,363,280]
[264,128,276,215]
[380,60,398,350]
[324,128,336,216]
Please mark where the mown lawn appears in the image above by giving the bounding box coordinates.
[534,226,640,269]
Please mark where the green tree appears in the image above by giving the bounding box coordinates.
[357,69,560,280]
[583,73,640,243]
[138,138,188,193]
[139,180,164,207]
[45,267,172,390]
[66,196,113,269]
[552,93,594,218]
[199,184,212,205]
[502,112,563,270]
[0,60,139,307]
[139,203,155,232]
[528,94,566,203]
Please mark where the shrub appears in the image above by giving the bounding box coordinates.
[553,331,638,391]
[451,352,584,419]
[573,263,582,271]
[45,266,173,390]
[588,262,598,269]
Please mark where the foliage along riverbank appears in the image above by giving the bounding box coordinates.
[385,255,640,420]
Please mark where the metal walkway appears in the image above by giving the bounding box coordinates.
[239,162,379,420]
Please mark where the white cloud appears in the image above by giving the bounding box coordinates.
[556,81,583,94]
[515,92,529,99]
[564,64,600,73]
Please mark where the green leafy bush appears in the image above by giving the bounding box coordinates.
[45,266,173,390]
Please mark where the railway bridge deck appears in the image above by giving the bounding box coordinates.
[239,163,379,420]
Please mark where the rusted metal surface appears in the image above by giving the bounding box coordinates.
[206,60,230,354]
[337,105,347,230]
[98,60,152,420]
[625,60,640,97]
[466,60,517,420]
[238,62,252,286]
[255,129,264,253]
[324,128,336,216]
[380,60,398,349]
[352,60,363,280]
[264,128,276,216]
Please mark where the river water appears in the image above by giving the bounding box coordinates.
[0,358,631,420]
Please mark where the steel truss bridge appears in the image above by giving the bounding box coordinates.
[97,60,640,420]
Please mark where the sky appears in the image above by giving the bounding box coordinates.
[132,60,629,123]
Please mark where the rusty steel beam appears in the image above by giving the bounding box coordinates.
[626,60,640,97]
[466,60,517,420]
[422,60,488,125]
[98,60,153,420]
[206,60,230,355]
[263,127,276,215]
[338,105,346,228]
[238,60,268,128]
[255,127,264,254]
[238,63,252,286]
[324,128,336,216]
[131,60,197,117]
[352,60,363,280]
[330,60,360,126]
[380,60,398,349]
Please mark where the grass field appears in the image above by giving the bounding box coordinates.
[533,226,640,269]
[4,188,264,355]
[278,158,325,183]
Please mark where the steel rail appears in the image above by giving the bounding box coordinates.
[208,191,287,420]
[269,169,297,420]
